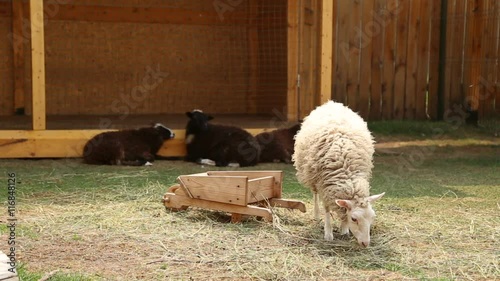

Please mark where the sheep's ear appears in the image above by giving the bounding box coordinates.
[207,115,214,121]
[186,112,193,118]
[367,192,385,203]
[335,199,353,210]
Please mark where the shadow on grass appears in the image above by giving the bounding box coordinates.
[280,220,412,275]
[372,147,499,199]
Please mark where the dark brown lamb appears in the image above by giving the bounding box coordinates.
[256,123,301,164]
[83,123,175,166]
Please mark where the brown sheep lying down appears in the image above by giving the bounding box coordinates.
[83,123,175,166]
[256,123,301,164]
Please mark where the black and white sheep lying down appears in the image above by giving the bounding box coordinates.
[184,110,260,167]
[83,123,175,166]
[255,123,301,164]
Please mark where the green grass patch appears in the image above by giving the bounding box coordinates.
[0,124,498,280]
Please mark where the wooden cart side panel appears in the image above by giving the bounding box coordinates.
[178,175,248,206]
[246,176,275,203]
[206,170,283,198]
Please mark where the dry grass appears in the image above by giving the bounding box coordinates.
[1,139,499,280]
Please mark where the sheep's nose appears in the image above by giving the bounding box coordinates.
[360,241,369,247]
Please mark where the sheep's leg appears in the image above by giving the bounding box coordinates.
[324,210,334,241]
[313,192,320,220]
[339,219,349,235]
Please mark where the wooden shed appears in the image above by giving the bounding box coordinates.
[0,0,498,158]
[0,0,331,158]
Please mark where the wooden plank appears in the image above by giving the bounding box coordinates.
[368,0,385,120]
[247,176,275,203]
[0,2,265,26]
[474,0,489,120]
[0,129,183,158]
[0,1,11,17]
[330,0,338,100]
[48,4,249,26]
[163,192,273,222]
[12,0,25,114]
[287,0,300,121]
[299,0,317,118]
[464,0,484,119]
[449,0,467,112]
[381,0,398,119]
[492,1,500,117]
[0,127,282,159]
[358,0,373,119]
[478,0,494,119]
[414,0,431,120]
[246,0,259,114]
[319,0,333,105]
[30,0,46,130]
[403,0,421,119]
[346,0,361,110]
[269,198,306,212]
[207,170,283,198]
[333,0,351,104]
[443,0,455,117]
[393,0,409,119]
[178,175,248,206]
[427,0,442,120]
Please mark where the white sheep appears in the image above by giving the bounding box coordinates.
[293,101,385,247]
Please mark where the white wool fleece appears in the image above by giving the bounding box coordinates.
[293,101,375,216]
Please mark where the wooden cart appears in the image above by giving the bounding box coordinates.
[163,171,306,223]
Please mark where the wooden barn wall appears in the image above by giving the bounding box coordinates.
[0,9,13,116]
[444,0,499,120]
[331,0,442,120]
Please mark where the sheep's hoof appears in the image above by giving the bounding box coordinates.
[324,232,334,241]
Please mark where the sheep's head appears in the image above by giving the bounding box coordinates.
[335,192,385,247]
[185,110,214,144]
[154,123,175,140]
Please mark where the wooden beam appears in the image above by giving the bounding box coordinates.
[50,4,249,26]
[0,1,254,26]
[0,128,275,158]
[319,0,333,105]
[287,0,300,121]
[30,0,46,130]
[12,0,25,115]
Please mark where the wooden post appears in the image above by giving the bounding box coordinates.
[287,0,299,121]
[12,0,25,115]
[319,0,333,105]
[30,0,46,130]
